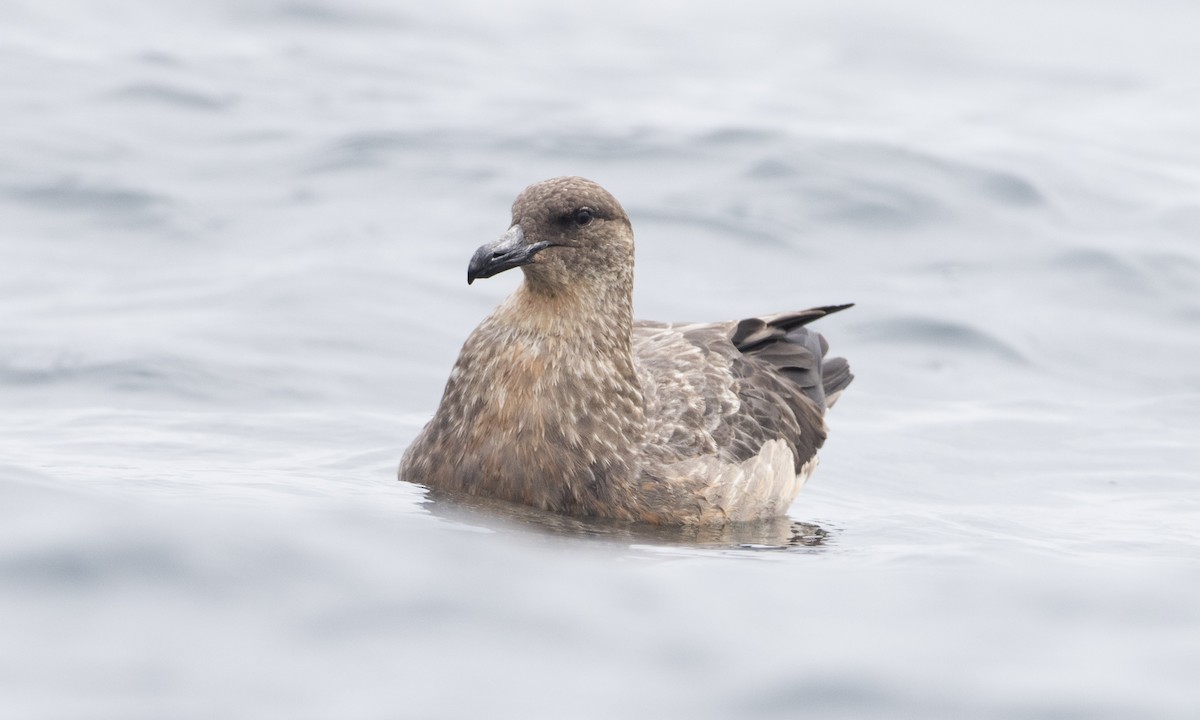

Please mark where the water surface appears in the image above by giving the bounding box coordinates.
[2,1,1199,717]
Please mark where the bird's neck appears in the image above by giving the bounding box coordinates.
[506,274,635,362]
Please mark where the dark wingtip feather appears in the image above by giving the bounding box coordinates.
[730,317,769,348]
[816,303,854,316]
[729,304,854,411]
[732,304,853,353]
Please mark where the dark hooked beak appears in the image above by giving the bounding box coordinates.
[466,224,552,284]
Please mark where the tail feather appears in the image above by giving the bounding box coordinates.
[821,356,854,408]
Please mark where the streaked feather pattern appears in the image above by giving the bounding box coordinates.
[400,177,853,525]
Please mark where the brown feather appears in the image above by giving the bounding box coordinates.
[400,177,853,525]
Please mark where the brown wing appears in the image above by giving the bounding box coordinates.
[633,305,852,475]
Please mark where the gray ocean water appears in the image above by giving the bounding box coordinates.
[3,1,1199,717]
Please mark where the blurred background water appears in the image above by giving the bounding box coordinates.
[2,0,1199,717]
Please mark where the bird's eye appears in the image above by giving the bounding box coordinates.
[573,208,593,227]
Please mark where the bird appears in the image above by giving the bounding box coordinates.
[400,176,852,525]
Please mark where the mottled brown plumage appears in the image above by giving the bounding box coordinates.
[400,177,852,525]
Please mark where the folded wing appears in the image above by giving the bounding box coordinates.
[634,304,853,482]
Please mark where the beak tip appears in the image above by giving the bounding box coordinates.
[466,224,529,285]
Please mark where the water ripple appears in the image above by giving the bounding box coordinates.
[6,177,166,218]
[107,83,236,111]
[854,316,1028,364]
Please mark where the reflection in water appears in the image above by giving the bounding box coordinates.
[421,487,831,552]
